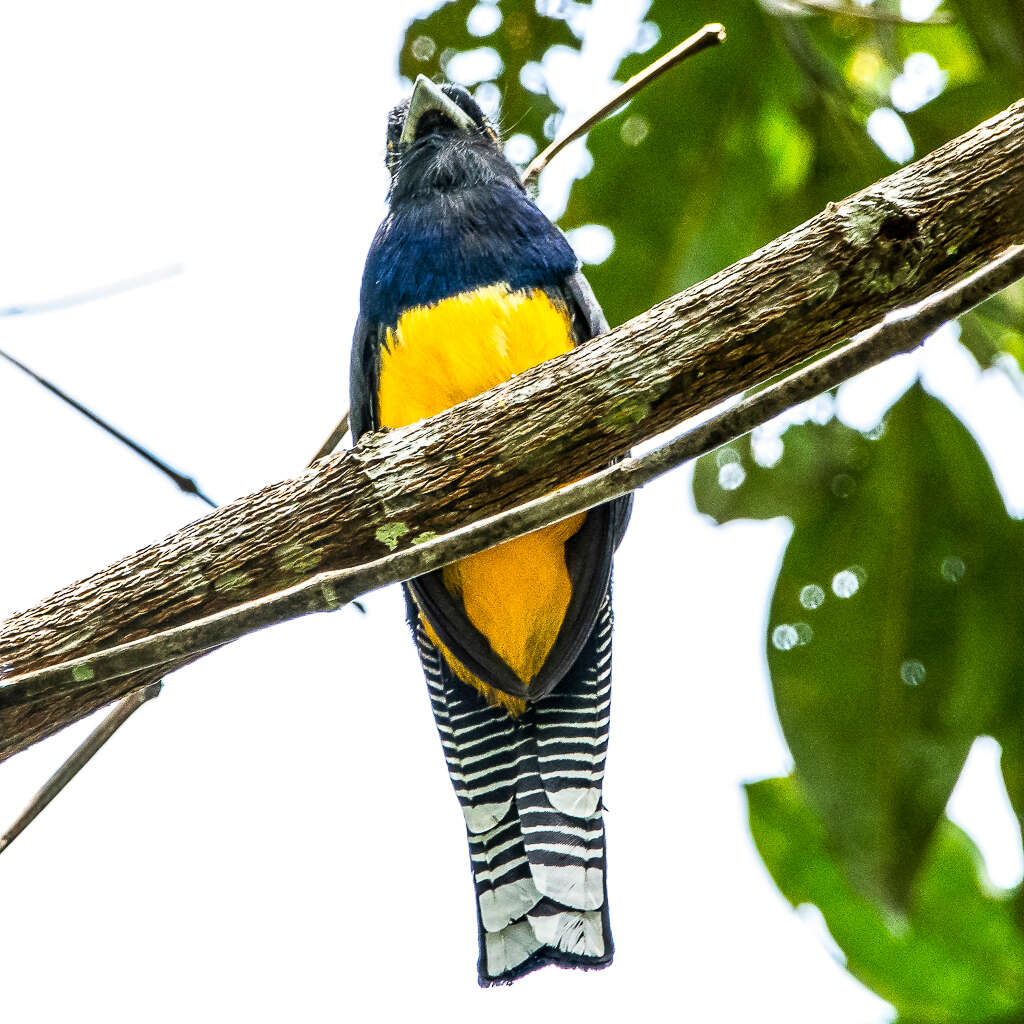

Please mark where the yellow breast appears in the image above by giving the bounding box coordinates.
[378,284,585,710]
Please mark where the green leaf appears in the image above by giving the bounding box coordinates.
[747,775,1024,1021]
[764,385,1015,907]
[692,409,872,529]
[697,384,1024,910]
[559,0,1021,331]
[996,736,1024,884]
[560,0,897,327]
[958,284,1024,375]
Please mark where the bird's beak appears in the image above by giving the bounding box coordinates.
[400,74,476,145]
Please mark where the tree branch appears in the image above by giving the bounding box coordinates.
[0,348,218,508]
[1,98,1022,762]
[4,243,1021,705]
[0,683,162,855]
[0,265,182,318]
[523,23,726,187]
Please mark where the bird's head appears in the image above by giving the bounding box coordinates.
[385,76,521,201]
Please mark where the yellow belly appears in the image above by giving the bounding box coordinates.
[378,283,584,709]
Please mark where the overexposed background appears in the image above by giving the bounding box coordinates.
[1,2,1019,1021]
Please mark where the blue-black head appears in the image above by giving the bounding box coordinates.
[385,76,522,203]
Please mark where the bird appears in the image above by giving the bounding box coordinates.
[349,75,631,986]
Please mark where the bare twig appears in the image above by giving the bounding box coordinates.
[0,265,182,318]
[1,264,215,507]
[0,333,359,851]
[5,245,1020,702]
[0,351,360,852]
[0,265,205,845]
[0,360,355,855]
[307,411,350,467]
[0,348,218,508]
[522,23,726,186]
[0,682,162,856]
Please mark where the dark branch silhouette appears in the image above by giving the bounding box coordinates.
[1,264,218,506]
[0,347,218,508]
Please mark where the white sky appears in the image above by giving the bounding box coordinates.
[0,2,1019,1021]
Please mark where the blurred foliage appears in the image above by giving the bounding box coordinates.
[399,0,1024,1016]
[696,388,1017,891]
[562,0,1022,328]
[749,776,1024,1022]
[959,279,1024,374]
[695,385,1024,1019]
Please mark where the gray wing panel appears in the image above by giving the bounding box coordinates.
[564,267,610,340]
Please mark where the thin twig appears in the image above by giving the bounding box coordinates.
[0,265,182,318]
[4,244,1020,702]
[1,264,215,506]
[0,315,359,849]
[0,327,354,855]
[0,266,204,845]
[522,23,726,187]
[307,411,350,467]
[0,347,218,508]
[0,682,162,856]
[307,411,366,615]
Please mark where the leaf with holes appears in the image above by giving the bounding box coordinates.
[763,384,1018,908]
[692,409,872,530]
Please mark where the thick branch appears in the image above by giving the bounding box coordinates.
[5,244,1021,703]
[1,98,1022,761]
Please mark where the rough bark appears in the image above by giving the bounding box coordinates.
[6,243,1022,718]
[1,97,1022,762]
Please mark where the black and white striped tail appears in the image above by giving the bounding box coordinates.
[413,595,614,986]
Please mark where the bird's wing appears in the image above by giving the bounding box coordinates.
[564,266,610,337]
[561,268,632,549]
[348,311,380,442]
[406,268,628,701]
[350,267,630,703]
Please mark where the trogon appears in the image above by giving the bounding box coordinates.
[349,75,631,986]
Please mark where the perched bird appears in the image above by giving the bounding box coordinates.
[349,75,631,986]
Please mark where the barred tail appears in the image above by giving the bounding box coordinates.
[413,595,614,985]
